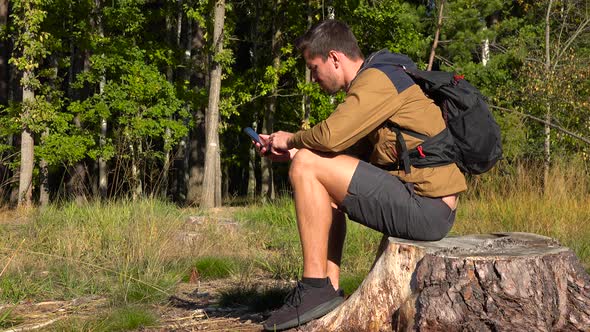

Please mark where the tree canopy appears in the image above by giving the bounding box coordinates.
[0,0,588,205]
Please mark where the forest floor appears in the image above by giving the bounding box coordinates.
[0,207,300,332]
[1,279,284,331]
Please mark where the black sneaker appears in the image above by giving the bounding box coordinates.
[263,278,344,331]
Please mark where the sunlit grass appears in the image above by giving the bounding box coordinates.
[0,159,588,330]
[454,160,590,269]
[0,199,198,304]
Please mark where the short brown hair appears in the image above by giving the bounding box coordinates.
[295,20,363,61]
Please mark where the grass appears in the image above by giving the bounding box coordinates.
[0,160,588,330]
[0,308,23,328]
[46,306,157,332]
[0,199,191,304]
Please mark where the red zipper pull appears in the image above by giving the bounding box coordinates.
[417,145,426,158]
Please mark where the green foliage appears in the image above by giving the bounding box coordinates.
[351,0,429,59]
[100,306,157,331]
[1,0,589,201]
[9,0,51,73]
[190,256,239,280]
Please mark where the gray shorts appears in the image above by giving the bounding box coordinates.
[340,161,455,241]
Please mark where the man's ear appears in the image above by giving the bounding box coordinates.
[328,50,340,68]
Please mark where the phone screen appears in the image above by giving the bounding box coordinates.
[243,127,263,146]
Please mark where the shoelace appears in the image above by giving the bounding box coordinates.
[283,281,305,308]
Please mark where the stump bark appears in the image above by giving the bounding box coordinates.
[302,232,590,332]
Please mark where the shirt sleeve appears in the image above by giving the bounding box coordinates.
[289,68,407,152]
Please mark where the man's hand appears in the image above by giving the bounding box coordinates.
[257,133,298,162]
[268,131,293,152]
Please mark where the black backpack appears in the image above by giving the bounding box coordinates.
[388,67,503,175]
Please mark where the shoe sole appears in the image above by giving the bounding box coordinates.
[263,296,345,331]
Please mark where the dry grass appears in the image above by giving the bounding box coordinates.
[454,160,590,269]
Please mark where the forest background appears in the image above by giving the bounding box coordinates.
[0,0,589,208]
[0,0,589,329]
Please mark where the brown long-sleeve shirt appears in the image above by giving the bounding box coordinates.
[289,60,466,198]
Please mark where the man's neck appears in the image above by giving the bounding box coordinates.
[343,58,364,91]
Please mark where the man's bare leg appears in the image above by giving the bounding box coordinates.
[288,149,359,287]
[327,207,346,290]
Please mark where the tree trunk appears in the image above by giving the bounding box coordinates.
[173,0,192,203]
[481,29,489,67]
[0,0,9,203]
[542,0,554,192]
[91,0,108,199]
[65,22,89,203]
[161,3,179,199]
[39,129,49,206]
[0,0,8,105]
[18,128,34,206]
[261,113,274,199]
[129,139,142,200]
[98,108,107,198]
[247,122,257,198]
[186,110,205,203]
[185,22,206,205]
[67,116,88,204]
[201,0,225,208]
[482,11,500,68]
[304,232,590,331]
[301,1,312,130]
[427,0,445,71]
[18,70,35,207]
[261,0,283,200]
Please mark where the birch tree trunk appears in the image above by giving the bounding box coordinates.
[301,0,312,131]
[201,0,225,208]
[91,0,108,199]
[481,28,489,67]
[543,0,554,191]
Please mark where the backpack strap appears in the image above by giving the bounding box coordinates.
[384,122,428,174]
[384,122,456,174]
[388,124,411,174]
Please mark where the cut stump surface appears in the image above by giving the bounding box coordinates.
[302,232,590,332]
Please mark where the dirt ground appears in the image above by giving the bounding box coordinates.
[145,278,277,332]
[0,277,291,332]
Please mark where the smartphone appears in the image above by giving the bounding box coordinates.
[243,127,263,146]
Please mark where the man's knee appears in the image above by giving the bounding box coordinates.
[289,148,321,181]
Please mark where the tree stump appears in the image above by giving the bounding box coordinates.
[302,232,590,332]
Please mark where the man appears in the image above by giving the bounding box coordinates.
[257,19,466,331]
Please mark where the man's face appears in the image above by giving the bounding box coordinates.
[304,51,341,95]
